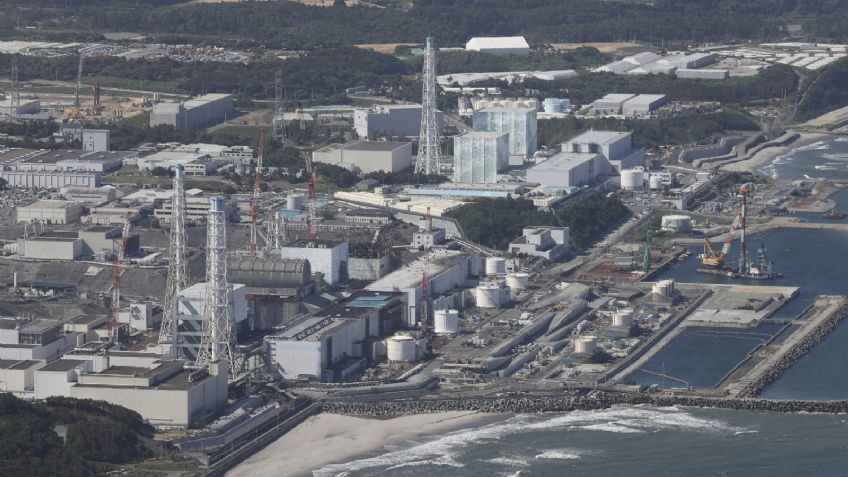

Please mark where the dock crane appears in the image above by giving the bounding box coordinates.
[250,129,266,255]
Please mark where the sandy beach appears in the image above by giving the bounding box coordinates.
[720,132,830,173]
[225,411,492,477]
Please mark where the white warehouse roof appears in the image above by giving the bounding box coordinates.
[466,36,530,51]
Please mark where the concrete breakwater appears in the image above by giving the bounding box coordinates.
[737,301,848,398]
[321,392,848,416]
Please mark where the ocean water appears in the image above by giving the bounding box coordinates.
[313,406,848,477]
[759,135,848,181]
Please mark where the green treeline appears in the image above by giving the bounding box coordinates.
[446,194,630,250]
[407,48,612,75]
[794,58,848,122]
[0,395,154,475]
[8,0,848,48]
[537,110,759,149]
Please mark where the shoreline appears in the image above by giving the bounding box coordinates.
[225,411,496,477]
[720,132,831,174]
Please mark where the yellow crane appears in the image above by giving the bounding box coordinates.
[699,213,740,268]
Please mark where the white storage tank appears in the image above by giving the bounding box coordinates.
[485,257,507,277]
[506,272,531,290]
[661,215,692,233]
[434,309,460,335]
[476,283,505,308]
[613,309,634,328]
[652,279,676,297]
[648,174,664,190]
[620,169,644,190]
[386,335,418,362]
[574,335,597,355]
[287,193,304,211]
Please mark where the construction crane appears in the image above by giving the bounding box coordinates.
[298,104,318,241]
[70,52,85,119]
[250,130,266,255]
[699,213,740,267]
[91,79,101,115]
[641,229,652,274]
[110,211,133,343]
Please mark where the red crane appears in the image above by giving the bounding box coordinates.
[297,104,318,241]
[110,211,132,343]
[250,129,266,255]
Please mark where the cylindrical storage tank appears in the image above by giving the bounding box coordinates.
[649,174,663,190]
[661,215,692,233]
[620,169,644,190]
[543,98,563,113]
[652,279,675,297]
[287,193,304,211]
[506,272,530,290]
[386,335,418,362]
[485,257,507,277]
[434,309,460,335]
[476,283,502,308]
[574,336,597,355]
[613,310,634,328]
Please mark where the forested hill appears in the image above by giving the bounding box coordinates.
[4,0,848,48]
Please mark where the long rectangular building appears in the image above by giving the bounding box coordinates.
[150,94,235,131]
[0,170,101,189]
[312,141,413,173]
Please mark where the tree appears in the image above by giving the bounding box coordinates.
[150,166,171,177]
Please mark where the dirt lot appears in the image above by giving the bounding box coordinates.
[354,43,419,54]
[549,42,649,54]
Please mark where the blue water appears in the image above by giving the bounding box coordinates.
[313,407,848,477]
[759,135,848,181]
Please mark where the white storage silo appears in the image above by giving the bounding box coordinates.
[574,335,597,355]
[287,193,304,211]
[476,283,504,308]
[613,309,634,328]
[506,272,530,290]
[386,335,418,362]
[649,174,664,190]
[620,169,644,190]
[434,309,460,335]
[661,215,692,233]
[485,257,507,277]
[652,279,676,297]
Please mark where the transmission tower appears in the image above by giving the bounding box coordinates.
[196,197,241,377]
[250,130,266,255]
[159,167,188,353]
[274,70,286,143]
[415,37,441,175]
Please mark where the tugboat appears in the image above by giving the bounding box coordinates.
[822,208,846,220]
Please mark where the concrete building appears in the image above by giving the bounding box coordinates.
[465,36,531,56]
[344,209,394,225]
[16,199,83,224]
[174,283,248,362]
[39,358,228,428]
[279,240,349,285]
[588,94,636,115]
[14,150,130,173]
[0,359,44,396]
[18,235,83,260]
[312,141,413,174]
[0,318,77,362]
[267,291,406,381]
[368,251,480,325]
[0,171,101,189]
[156,196,234,225]
[82,129,110,152]
[0,98,40,117]
[526,152,599,187]
[472,107,537,161]
[453,131,509,183]
[354,104,442,139]
[509,227,571,261]
[562,130,645,173]
[60,185,117,205]
[412,227,446,249]
[83,205,149,225]
[228,256,314,330]
[150,93,235,130]
[621,94,668,117]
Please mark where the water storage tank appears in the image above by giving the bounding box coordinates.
[652,279,676,297]
[485,257,506,277]
[287,193,304,211]
[386,335,418,362]
[649,174,664,190]
[613,309,634,328]
[620,169,644,190]
[434,309,460,335]
[476,283,504,308]
[574,336,597,354]
[506,272,530,290]
[661,215,692,233]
